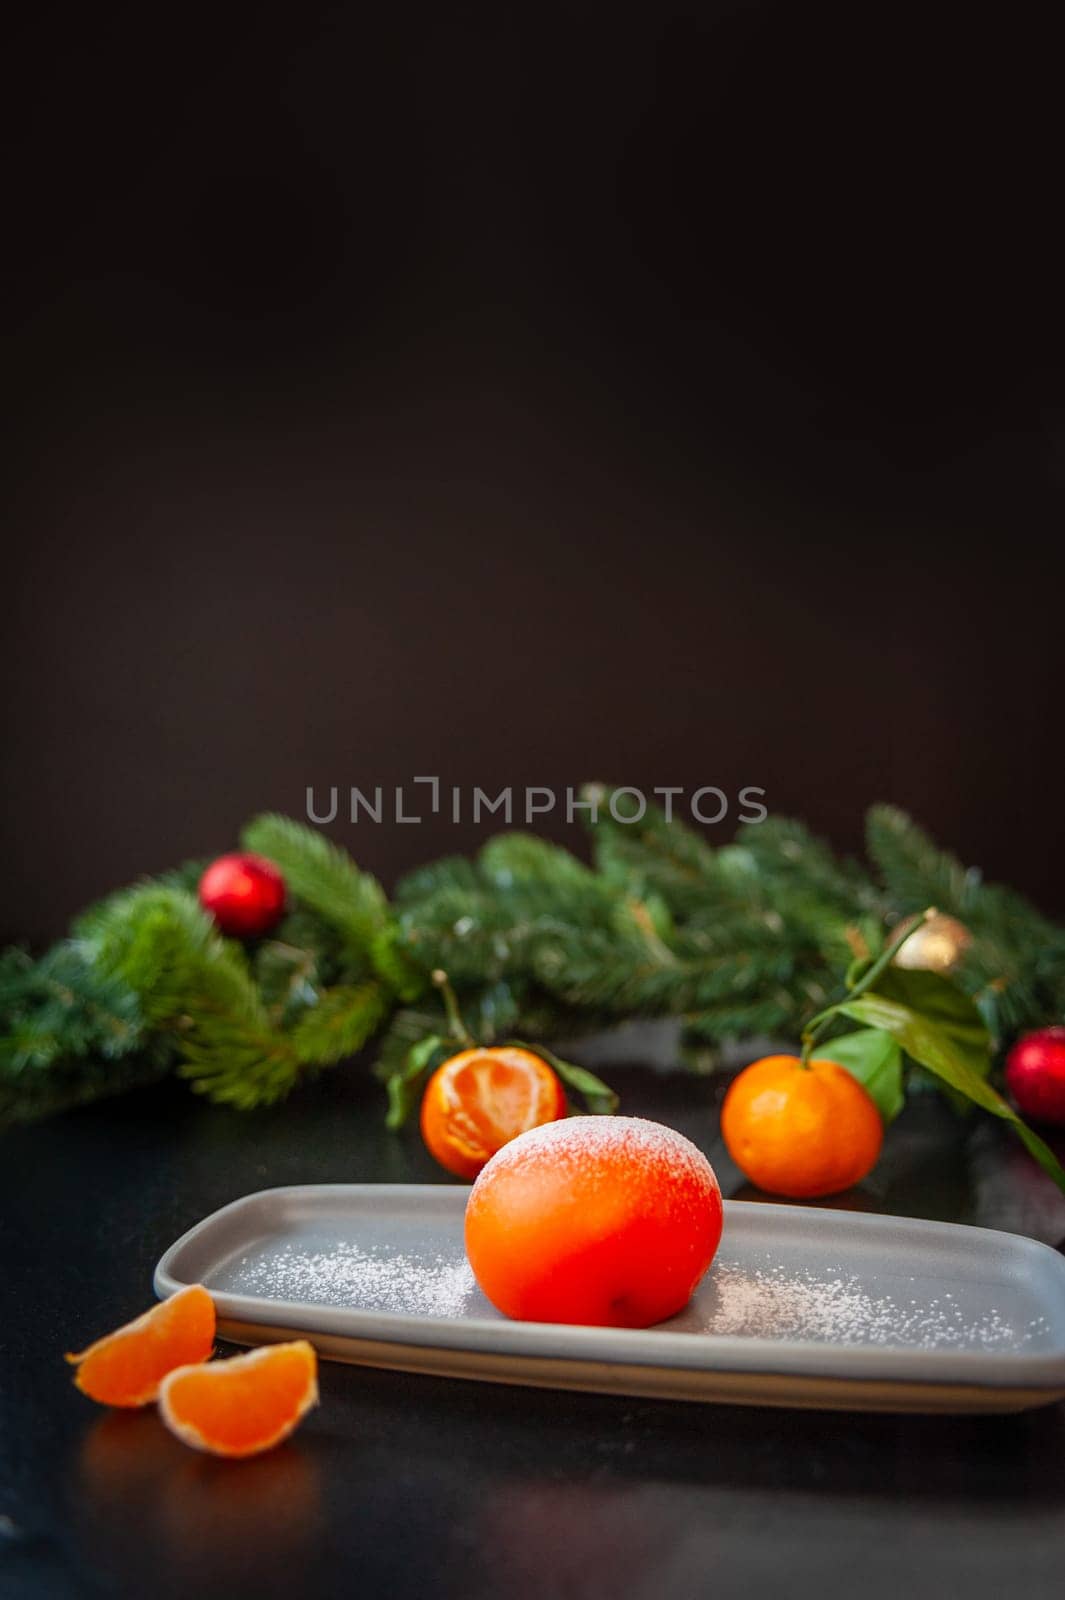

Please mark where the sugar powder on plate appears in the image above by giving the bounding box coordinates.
[694,1257,1050,1352]
[228,1241,477,1318]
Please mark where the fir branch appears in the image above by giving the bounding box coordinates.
[681,994,801,1041]
[464,978,525,1041]
[255,936,328,1024]
[395,875,619,986]
[153,858,212,896]
[76,885,310,1110]
[5,797,1065,1135]
[0,943,162,1126]
[290,982,389,1065]
[0,944,144,1067]
[587,788,724,912]
[393,855,482,906]
[733,815,876,917]
[866,805,979,916]
[241,814,389,970]
[368,924,427,1002]
[262,906,348,982]
[177,1032,303,1109]
[79,886,260,1030]
[479,832,599,891]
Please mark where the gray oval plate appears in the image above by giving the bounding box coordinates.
[154,1184,1065,1413]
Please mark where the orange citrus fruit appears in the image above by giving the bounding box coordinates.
[465,1116,723,1326]
[421,1046,567,1178]
[720,1054,884,1199]
[158,1340,319,1458]
[66,1284,216,1407]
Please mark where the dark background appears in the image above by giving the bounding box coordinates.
[4,3,1063,944]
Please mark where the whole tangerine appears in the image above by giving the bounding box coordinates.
[421,1046,567,1179]
[464,1116,723,1327]
[721,1054,883,1199]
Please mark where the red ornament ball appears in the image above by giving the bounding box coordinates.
[1004,1027,1065,1127]
[198,853,285,939]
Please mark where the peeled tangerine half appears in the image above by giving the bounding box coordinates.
[67,1284,216,1407]
[158,1341,319,1458]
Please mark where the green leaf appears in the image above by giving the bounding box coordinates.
[871,966,987,1039]
[818,1028,904,1122]
[383,1033,450,1131]
[839,991,1065,1194]
[508,1040,619,1116]
[867,966,992,1084]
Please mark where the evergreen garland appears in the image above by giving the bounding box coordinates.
[3,793,1065,1147]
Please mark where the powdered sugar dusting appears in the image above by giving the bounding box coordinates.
[476,1115,717,1198]
[221,1238,1048,1351]
[688,1256,1051,1351]
[227,1240,478,1318]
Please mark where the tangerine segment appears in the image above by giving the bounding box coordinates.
[465,1116,723,1327]
[66,1284,216,1407]
[421,1046,567,1179]
[721,1054,884,1199]
[158,1341,319,1459]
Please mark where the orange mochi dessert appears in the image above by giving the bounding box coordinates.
[464,1116,723,1328]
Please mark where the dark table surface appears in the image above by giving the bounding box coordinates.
[3,1061,1065,1600]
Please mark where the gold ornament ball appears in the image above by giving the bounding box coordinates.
[891,913,971,974]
